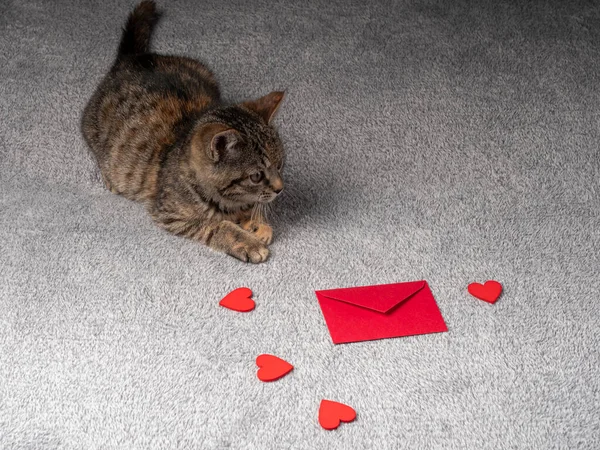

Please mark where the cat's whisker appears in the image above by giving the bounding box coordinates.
[262,203,269,223]
[250,203,259,223]
[263,202,272,221]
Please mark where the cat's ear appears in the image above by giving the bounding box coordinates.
[242,91,285,124]
[210,128,241,162]
[194,123,241,162]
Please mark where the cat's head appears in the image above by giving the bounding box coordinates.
[190,91,285,209]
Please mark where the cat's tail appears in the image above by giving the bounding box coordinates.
[117,1,160,57]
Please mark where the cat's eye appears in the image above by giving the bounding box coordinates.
[250,171,264,184]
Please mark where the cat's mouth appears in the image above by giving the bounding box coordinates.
[258,192,279,203]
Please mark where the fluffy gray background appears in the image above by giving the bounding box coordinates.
[1,0,599,448]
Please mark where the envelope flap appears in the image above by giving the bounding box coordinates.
[315,281,426,313]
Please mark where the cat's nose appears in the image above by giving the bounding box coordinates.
[271,176,283,194]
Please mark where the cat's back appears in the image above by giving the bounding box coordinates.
[114,54,220,103]
[82,53,220,201]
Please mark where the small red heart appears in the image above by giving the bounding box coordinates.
[219,287,255,312]
[468,280,502,304]
[256,354,294,382]
[318,400,356,430]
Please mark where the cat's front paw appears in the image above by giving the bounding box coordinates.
[242,220,273,245]
[230,239,270,264]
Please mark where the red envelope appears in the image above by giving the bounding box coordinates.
[315,281,447,344]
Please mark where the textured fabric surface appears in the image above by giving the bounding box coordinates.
[1,0,599,448]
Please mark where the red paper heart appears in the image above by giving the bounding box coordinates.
[219,287,255,312]
[318,400,356,430]
[256,354,294,382]
[468,280,502,304]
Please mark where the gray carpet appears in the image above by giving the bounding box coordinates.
[1,0,599,448]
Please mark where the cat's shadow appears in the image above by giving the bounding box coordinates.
[270,165,351,233]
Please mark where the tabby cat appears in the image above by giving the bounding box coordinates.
[81,0,285,263]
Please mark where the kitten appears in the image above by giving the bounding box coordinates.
[81,0,285,263]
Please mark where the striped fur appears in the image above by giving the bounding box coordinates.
[81,1,285,263]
